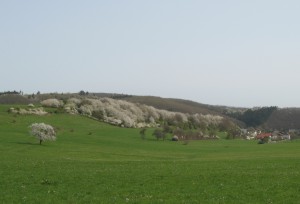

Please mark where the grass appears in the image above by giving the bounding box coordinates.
[0,105,300,203]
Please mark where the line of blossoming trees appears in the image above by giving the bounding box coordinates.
[38,97,239,140]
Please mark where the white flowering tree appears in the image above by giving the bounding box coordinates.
[29,123,56,145]
[41,99,63,108]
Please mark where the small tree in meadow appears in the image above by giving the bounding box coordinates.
[29,123,56,145]
[140,128,147,140]
[152,129,166,140]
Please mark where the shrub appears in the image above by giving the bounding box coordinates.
[92,110,105,120]
[9,107,47,115]
[28,103,35,107]
[140,128,147,140]
[172,135,179,141]
[78,105,92,116]
[41,99,63,108]
[67,98,82,105]
[152,129,166,140]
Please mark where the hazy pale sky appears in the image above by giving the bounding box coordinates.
[1,0,300,107]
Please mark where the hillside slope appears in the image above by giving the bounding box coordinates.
[0,94,31,104]
[265,108,300,130]
[0,93,235,116]
[123,96,225,115]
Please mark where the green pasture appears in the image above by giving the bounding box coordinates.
[0,105,299,203]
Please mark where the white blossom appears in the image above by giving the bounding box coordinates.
[29,123,56,144]
[28,103,35,107]
[10,107,47,115]
[67,98,82,105]
[62,97,223,128]
[41,99,63,108]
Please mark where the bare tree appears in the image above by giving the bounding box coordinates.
[139,128,147,140]
[152,129,166,140]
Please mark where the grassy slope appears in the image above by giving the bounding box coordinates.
[123,96,221,115]
[0,105,300,203]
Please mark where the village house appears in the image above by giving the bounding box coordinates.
[271,131,290,140]
[241,128,258,140]
[256,131,291,143]
[256,133,272,143]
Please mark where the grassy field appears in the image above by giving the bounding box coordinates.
[0,105,300,203]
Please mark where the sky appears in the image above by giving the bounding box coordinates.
[1,0,300,107]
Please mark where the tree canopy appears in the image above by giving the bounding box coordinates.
[29,123,56,145]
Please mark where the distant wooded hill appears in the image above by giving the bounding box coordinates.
[265,108,300,130]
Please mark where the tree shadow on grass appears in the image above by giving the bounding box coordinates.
[14,142,41,146]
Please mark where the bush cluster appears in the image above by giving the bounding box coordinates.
[41,99,63,108]
[9,107,47,115]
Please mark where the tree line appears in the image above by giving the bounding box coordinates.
[0,90,23,95]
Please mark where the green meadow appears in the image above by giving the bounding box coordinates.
[0,105,300,203]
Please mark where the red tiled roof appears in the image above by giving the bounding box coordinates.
[256,133,272,139]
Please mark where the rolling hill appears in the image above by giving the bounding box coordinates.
[0,104,300,203]
[2,92,300,130]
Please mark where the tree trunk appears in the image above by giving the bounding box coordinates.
[40,140,42,145]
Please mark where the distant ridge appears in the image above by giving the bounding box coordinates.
[0,92,247,116]
[0,94,31,104]
[2,92,300,129]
